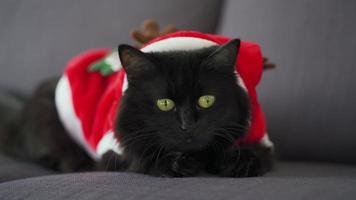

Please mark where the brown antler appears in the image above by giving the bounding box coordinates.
[130,19,177,48]
[263,57,276,70]
[130,19,276,70]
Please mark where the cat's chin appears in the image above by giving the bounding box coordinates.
[165,140,209,152]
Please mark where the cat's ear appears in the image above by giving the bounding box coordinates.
[205,39,240,72]
[118,44,155,80]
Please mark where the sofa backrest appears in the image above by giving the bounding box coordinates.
[219,0,356,164]
[0,0,222,94]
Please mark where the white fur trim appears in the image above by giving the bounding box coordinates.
[121,37,247,92]
[235,71,247,91]
[104,51,122,71]
[96,131,124,156]
[141,37,217,52]
[55,76,100,160]
[259,134,274,148]
[122,75,128,92]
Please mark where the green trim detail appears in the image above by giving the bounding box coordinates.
[89,60,115,76]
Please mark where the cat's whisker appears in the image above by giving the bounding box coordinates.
[220,123,248,128]
[122,137,155,150]
[217,142,227,161]
[120,132,157,146]
[214,137,234,147]
[153,145,165,168]
[216,127,247,132]
[214,131,236,142]
[214,129,246,139]
[215,126,247,131]
[236,145,241,164]
[104,151,115,171]
[114,153,118,170]
[214,130,234,136]
[218,124,249,132]
[121,133,154,143]
[137,141,157,167]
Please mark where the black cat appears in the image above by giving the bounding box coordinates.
[0,39,273,177]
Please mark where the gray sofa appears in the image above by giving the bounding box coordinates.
[0,0,355,199]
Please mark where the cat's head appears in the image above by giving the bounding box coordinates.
[116,39,250,153]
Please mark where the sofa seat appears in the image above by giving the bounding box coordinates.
[0,158,355,200]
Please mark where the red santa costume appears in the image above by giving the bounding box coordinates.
[55,31,274,160]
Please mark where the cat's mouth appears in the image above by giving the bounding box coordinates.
[165,135,210,152]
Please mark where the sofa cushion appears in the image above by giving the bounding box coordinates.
[0,0,222,94]
[0,153,53,183]
[267,161,356,177]
[0,161,355,200]
[218,0,356,163]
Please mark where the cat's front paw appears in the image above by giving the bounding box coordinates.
[159,152,201,177]
[171,152,201,177]
[219,149,263,177]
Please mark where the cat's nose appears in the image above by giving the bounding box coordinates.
[179,118,197,132]
[180,123,194,131]
[178,108,196,132]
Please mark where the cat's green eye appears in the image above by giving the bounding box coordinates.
[157,98,175,111]
[198,95,216,108]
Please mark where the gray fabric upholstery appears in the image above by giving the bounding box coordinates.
[0,161,355,200]
[0,0,222,94]
[0,153,53,183]
[219,0,356,163]
[267,161,356,177]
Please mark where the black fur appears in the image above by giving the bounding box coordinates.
[0,79,94,172]
[0,40,273,177]
[114,39,273,177]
